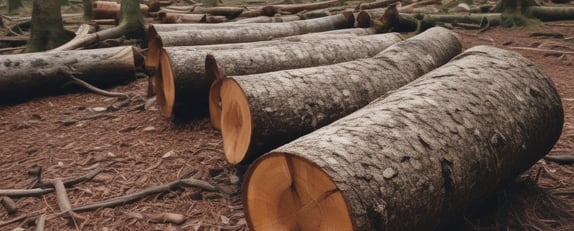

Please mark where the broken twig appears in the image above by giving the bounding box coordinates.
[62,69,129,99]
[73,177,220,212]
[544,154,574,165]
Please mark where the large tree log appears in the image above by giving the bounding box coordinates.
[157,33,403,118]
[208,31,391,127]
[0,46,135,103]
[191,6,245,19]
[219,27,461,164]
[243,45,563,231]
[146,13,354,72]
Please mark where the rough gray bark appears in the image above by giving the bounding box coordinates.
[0,46,135,103]
[157,33,403,118]
[146,13,354,71]
[220,27,461,164]
[208,32,400,128]
[244,45,563,231]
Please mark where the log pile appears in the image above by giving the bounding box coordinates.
[156,33,403,118]
[243,45,563,230]
[219,27,461,164]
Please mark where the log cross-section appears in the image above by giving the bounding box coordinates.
[243,45,564,230]
[220,27,462,164]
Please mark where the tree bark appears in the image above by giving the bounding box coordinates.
[243,45,563,231]
[264,0,345,16]
[208,32,399,128]
[7,0,24,14]
[83,0,93,21]
[146,13,354,72]
[0,46,136,103]
[192,6,245,19]
[219,27,461,164]
[156,33,403,119]
[26,0,75,52]
[92,1,149,20]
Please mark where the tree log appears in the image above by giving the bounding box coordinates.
[0,46,135,103]
[220,27,461,164]
[146,13,354,72]
[243,45,563,230]
[191,6,245,19]
[157,33,403,118]
[265,0,345,16]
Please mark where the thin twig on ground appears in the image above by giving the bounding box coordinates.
[72,177,220,212]
[61,69,129,99]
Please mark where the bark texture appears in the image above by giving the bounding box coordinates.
[158,33,403,117]
[26,0,75,52]
[146,13,354,71]
[245,45,563,230]
[221,27,462,164]
[209,32,402,128]
[0,46,136,103]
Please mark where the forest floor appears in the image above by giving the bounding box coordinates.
[1,8,574,231]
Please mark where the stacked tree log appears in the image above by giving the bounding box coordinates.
[0,46,136,103]
[156,32,403,119]
[242,45,564,230]
[218,27,462,164]
[145,12,355,74]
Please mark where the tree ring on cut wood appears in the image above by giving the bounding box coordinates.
[146,26,163,72]
[221,79,252,164]
[244,153,352,231]
[157,51,176,117]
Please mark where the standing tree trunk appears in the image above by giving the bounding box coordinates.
[7,0,23,14]
[243,45,563,231]
[119,0,145,39]
[26,0,75,52]
[83,0,93,21]
[0,46,136,103]
[219,27,461,164]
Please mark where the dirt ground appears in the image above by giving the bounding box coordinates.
[1,20,574,231]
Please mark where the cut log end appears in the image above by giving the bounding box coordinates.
[244,153,352,231]
[156,50,176,117]
[221,79,252,164]
[206,54,223,130]
[356,11,372,28]
[145,26,163,72]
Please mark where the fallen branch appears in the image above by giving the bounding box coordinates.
[52,179,85,228]
[62,69,129,99]
[0,214,27,228]
[0,168,104,197]
[508,46,574,55]
[544,154,574,165]
[36,167,104,188]
[148,212,186,224]
[72,177,220,212]
[0,188,55,197]
[35,214,46,231]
